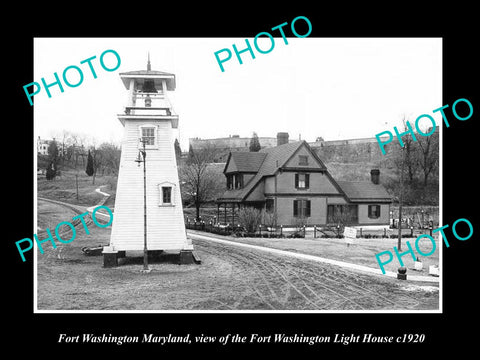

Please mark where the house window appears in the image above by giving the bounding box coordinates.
[299,155,309,165]
[234,174,244,189]
[293,199,311,217]
[368,204,381,219]
[295,173,310,189]
[141,126,156,146]
[226,174,244,190]
[265,198,274,212]
[162,186,172,204]
[327,204,358,224]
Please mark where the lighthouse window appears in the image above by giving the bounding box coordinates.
[158,182,176,206]
[141,127,156,146]
[162,186,172,204]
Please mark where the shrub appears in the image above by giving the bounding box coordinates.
[237,207,262,234]
[45,161,57,180]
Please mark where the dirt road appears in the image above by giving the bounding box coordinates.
[191,238,438,311]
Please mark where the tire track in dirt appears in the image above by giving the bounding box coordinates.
[295,265,421,309]
[235,249,323,310]
[194,239,367,310]
[244,248,366,310]
[195,241,279,309]
[193,238,428,310]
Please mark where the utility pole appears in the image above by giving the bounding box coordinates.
[398,146,406,251]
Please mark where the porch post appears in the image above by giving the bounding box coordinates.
[217,203,220,224]
[224,203,227,224]
[232,203,235,227]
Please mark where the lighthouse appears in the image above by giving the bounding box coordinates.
[103,55,195,267]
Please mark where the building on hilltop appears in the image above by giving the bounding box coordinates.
[216,135,392,227]
[189,133,292,163]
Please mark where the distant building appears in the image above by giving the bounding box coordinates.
[189,133,292,163]
[37,136,50,155]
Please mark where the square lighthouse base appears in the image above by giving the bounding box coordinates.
[102,246,199,268]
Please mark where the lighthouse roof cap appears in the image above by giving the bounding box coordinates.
[119,69,176,90]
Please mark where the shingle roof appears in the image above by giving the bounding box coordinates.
[258,141,307,175]
[226,152,267,173]
[217,141,392,204]
[218,142,304,201]
[337,181,392,202]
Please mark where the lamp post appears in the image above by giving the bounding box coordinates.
[135,138,149,271]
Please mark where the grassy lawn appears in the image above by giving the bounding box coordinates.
[37,171,116,208]
[37,201,80,231]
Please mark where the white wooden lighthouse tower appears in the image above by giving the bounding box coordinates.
[103,56,194,267]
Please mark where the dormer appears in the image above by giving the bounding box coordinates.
[223,152,267,190]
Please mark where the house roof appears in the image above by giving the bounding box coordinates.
[336,181,392,202]
[217,140,392,204]
[225,152,267,173]
[218,141,306,202]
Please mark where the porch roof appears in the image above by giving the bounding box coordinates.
[337,181,392,202]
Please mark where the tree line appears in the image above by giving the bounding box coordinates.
[388,117,439,205]
[39,130,121,182]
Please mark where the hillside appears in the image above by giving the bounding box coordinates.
[311,132,439,206]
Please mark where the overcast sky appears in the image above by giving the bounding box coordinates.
[34,37,442,150]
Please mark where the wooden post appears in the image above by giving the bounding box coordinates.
[224,203,227,224]
[232,203,235,227]
[75,173,79,201]
[398,147,406,251]
[314,225,316,238]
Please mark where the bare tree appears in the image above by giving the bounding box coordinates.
[180,145,223,221]
[393,116,419,183]
[416,129,439,186]
[96,142,121,176]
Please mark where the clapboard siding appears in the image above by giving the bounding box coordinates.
[110,118,190,251]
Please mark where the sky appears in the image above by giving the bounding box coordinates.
[33,37,442,151]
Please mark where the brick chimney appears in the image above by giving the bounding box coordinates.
[371,169,380,184]
[277,132,289,146]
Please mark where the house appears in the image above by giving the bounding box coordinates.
[216,133,392,227]
[37,136,50,155]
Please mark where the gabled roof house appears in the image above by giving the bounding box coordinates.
[216,135,392,227]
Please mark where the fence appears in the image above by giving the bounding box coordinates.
[184,205,439,239]
[390,205,439,228]
[185,219,435,239]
